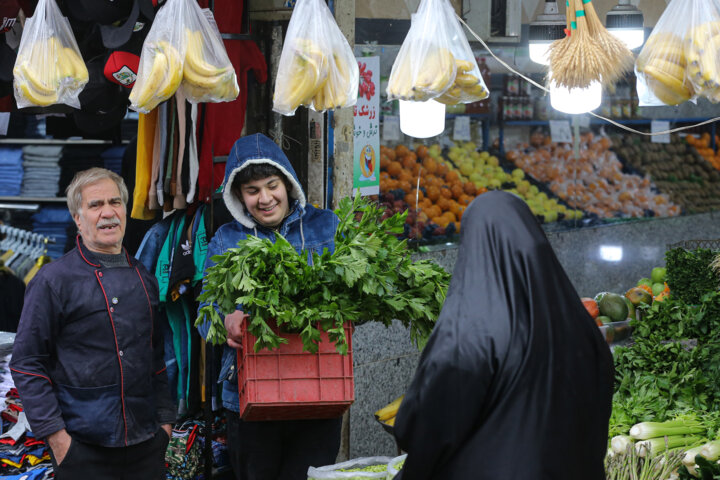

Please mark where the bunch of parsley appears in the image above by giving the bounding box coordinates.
[195,194,450,354]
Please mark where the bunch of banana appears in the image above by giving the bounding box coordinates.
[685,21,720,103]
[311,52,354,111]
[636,32,693,106]
[130,40,183,112]
[387,47,456,101]
[374,395,404,428]
[14,36,88,107]
[435,58,489,105]
[273,38,329,114]
[182,29,237,102]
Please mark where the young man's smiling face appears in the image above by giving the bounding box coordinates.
[74,178,126,254]
[238,175,290,228]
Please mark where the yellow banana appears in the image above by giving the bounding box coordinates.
[697,34,720,87]
[131,50,169,109]
[435,90,461,105]
[643,65,693,105]
[17,80,58,106]
[182,64,226,89]
[455,73,480,87]
[220,76,239,101]
[644,59,686,83]
[385,417,396,427]
[185,30,228,77]
[415,48,455,92]
[62,47,89,84]
[455,59,474,73]
[375,396,404,422]
[313,83,325,111]
[16,63,57,96]
[388,55,413,99]
[157,41,182,98]
[274,57,320,112]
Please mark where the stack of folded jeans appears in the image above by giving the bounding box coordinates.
[59,145,106,194]
[31,206,73,259]
[20,146,62,198]
[0,148,23,196]
[102,146,126,176]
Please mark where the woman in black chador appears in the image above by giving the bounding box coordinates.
[394,191,613,480]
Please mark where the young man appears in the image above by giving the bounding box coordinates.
[11,168,175,479]
[198,133,342,479]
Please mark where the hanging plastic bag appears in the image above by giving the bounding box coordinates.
[307,457,395,480]
[434,1,489,105]
[273,0,359,116]
[178,0,238,105]
[129,0,186,113]
[635,0,720,106]
[385,454,407,480]
[387,0,461,102]
[13,0,88,109]
[130,0,237,114]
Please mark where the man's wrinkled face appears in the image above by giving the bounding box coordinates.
[74,178,126,254]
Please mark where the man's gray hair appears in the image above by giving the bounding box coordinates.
[66,168,129,217]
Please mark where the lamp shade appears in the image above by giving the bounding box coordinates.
[399,100,446,138]
[550,80,602,114]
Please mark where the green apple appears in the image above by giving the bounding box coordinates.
[652,282,665,297]
[651,267,667,284]
[637,277,653,288]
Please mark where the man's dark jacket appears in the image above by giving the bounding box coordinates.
[10,236,176,447]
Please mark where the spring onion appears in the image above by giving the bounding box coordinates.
[629,418,705,440]
[683,444,706,467]
[635,435,704,457]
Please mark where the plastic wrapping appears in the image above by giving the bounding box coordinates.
[434,1,489,105]
[385,454,407,480]
[636,0,720,106]
[273,0,359,116]
[130,0,237,113]
[307,457,394,480]
[387,0,488,104]
[13,0,88,109]
[178,0,238,104]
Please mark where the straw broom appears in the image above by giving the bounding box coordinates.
[582,0,634,86]
[546,0,575,81]
[550,0,605,89]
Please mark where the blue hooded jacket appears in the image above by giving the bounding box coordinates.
[197,133,339,412]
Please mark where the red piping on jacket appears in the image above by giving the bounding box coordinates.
[76,235,101,267]
[10,368,52,385]
[94,270,129,446]
[155,366,167,375]
[134,266,154,348]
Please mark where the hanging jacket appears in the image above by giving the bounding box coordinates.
[196,133,339,412]
[393,191,614,480]
[10,236,176,447]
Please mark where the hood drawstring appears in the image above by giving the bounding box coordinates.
[253,227,258,237]
[300,217,305,252]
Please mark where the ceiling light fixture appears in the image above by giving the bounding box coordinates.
[528,1,566,66]
[606,0,645,50]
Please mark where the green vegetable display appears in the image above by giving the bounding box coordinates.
[665,247,719,304]
[195,194,451,353]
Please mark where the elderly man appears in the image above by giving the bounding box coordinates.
[10,168,175,479]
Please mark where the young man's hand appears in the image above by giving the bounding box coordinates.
[225,310,249,350]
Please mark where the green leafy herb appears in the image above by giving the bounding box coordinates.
[195,194,450,354]
[666,247,719,304]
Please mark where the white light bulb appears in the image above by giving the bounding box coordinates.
[550,80,602,115]
[399,100,446,138]
[529,41,553,66]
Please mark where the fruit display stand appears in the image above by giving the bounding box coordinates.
[611,134,720,214]
[503,132,682,219]
[236,320,354,421]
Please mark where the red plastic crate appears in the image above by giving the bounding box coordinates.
[237,320,354,421]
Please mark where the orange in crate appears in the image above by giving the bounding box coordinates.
[237,320,355,421]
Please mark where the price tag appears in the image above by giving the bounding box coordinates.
[453,116,471,141]
[651,120,671,144]
[0,113,9,136]
[549,120,573,143]
[382,116,400,142]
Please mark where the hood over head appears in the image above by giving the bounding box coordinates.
[223,133,306,228]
